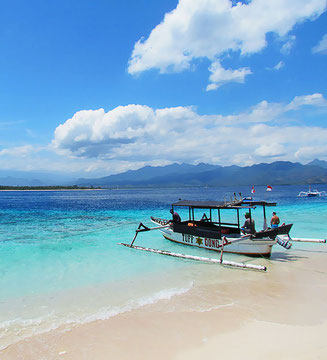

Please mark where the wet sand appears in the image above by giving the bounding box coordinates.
[2,245,327,360]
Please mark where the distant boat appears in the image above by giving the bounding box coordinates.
[251,186,255,194]
[266,185,272,192]
[298,185,327,197]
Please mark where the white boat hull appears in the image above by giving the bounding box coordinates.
[159,227,276,257]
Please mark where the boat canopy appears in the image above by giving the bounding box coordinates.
[171,199,276,210]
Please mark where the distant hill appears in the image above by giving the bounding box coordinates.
[307,159,327,169]
[75,163,219,187]
[0,171,76,186]
[2,160,327,187]
[75,161,327,188]
[0,176,44,187]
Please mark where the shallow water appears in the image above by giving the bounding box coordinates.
[0,185,326,349]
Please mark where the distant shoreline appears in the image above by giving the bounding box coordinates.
[0,186,102,191]
[0,189,103,191]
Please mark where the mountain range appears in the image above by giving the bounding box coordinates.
[1,159,327,187]
[75,159,327,188]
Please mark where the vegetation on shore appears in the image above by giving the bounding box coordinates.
[0,185,101,190]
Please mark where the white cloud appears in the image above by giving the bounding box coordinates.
[50,93,327,171]
[274,61,284,70]
[128,0,327,89]
[295,144,327,159]
[286,93,327,110]
[266,61,284,71]
[254,143,286,157]
[0,145,38,157]
[312,34,327,54]
[206,61,252,90]
[280,35,296,55]
[3,93,327,176]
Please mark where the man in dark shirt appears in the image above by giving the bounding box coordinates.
[170,209,181,223]
[241,212,255,234]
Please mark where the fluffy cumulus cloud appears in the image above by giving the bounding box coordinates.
[128,0,327,89]
[207,61,252,90]
[52,105,203,161]
[312,34,327,53]
[52,93,327,169]
[286,93,327,110]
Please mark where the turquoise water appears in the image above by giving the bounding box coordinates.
[0,185,327,349]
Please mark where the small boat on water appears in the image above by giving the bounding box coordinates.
[121,195,326,271]
[298,186,327,197]
[150,198,292,257]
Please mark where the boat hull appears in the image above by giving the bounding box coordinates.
[159,227,276,257]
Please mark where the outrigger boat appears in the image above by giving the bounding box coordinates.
[298,186,327,197]
[120,196,326,272]
[151,198,292,258]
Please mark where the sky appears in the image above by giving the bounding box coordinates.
[1,0,327,178]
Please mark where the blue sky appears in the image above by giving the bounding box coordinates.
[1,0,327,177]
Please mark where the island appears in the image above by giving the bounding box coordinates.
[0,185,102,191]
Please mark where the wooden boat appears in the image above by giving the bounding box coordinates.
[151,198,293,257]
[120,196,326,271]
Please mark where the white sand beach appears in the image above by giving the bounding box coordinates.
[2,245,327,360]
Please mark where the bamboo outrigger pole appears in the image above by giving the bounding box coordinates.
[119,243,267,271]
[124,222,267,271]
[291,238,326,243]
[280,235,326,243]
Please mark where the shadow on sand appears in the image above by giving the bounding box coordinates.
[270,251,307,263]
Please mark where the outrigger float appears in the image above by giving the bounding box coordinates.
[120,195,326,272]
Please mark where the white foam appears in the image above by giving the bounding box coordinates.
[194,302,234,312]
[80,282,194,323]
[0,282,194,351]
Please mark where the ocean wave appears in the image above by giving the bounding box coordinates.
[81,282,194,323]
[0,282,193,351]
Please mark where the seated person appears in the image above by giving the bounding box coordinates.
[169,209,181,223]
[241,212,256,234]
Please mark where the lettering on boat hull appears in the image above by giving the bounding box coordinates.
[182,234,220,249]
[182,234,194,244]
[162,231,273,257]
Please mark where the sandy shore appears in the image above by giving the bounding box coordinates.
[2,246,327,360]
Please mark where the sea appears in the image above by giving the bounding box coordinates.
[1,184,327,350]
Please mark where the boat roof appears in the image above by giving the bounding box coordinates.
[171,199,276,209]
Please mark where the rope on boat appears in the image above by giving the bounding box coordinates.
[119,243,267,272]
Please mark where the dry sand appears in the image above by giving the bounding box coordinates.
[2,246,327,360]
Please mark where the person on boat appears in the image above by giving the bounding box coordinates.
[169,209,181,223]
[270,212,280,228]
[241,212,255,234]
